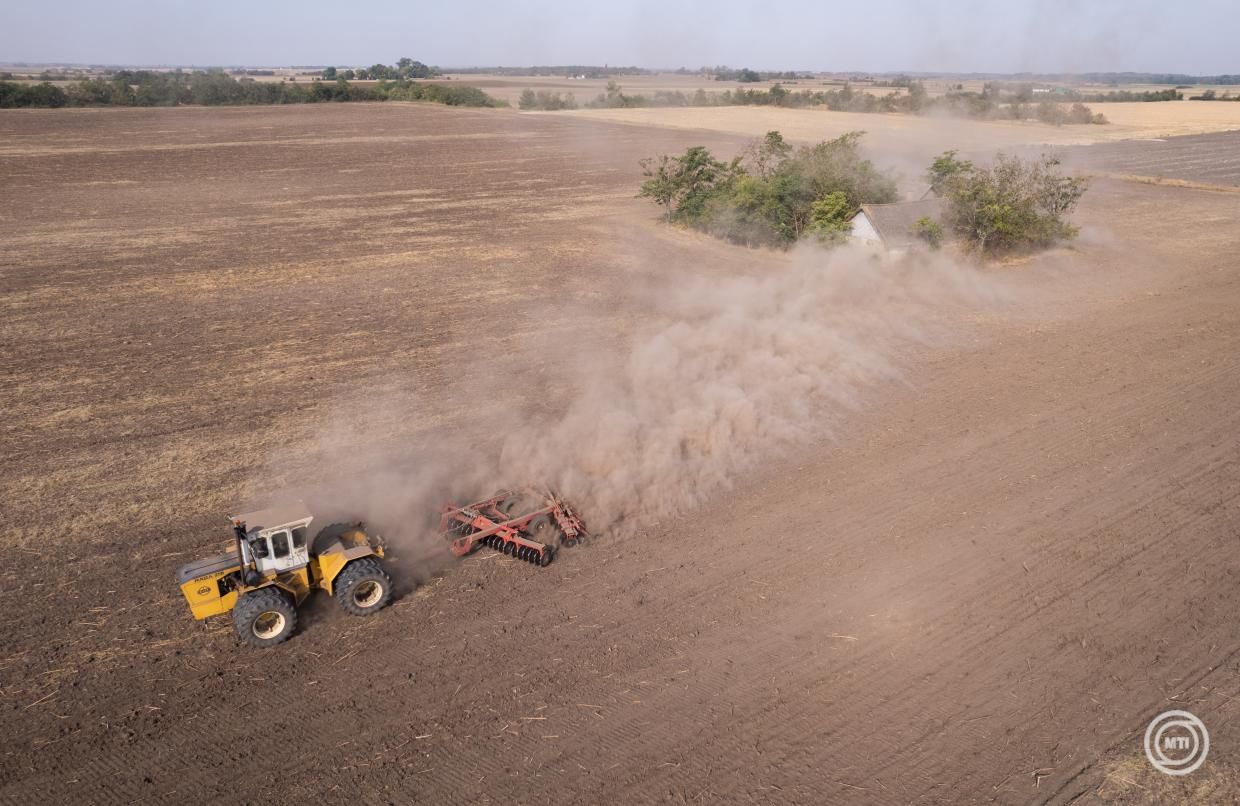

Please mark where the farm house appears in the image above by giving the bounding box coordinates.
[849,198,945,252]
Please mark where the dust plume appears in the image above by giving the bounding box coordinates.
[491,244,1003,537]
[281,243,1002,551]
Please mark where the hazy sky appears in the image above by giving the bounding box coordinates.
[3,0,1235,74]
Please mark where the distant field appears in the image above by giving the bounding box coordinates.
[1065,130,1240,187]
[565,100,1240,160]
[440,73,904,105]
[559,105,1100,182]
[1085,99,1240,137]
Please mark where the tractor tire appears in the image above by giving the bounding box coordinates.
[333,558,393,617]
[526,514,562,549]
[233,587,297,649]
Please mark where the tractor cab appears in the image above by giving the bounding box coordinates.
[232,503,313,577]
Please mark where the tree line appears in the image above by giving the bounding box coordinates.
[1057,87,1180,102]
[514,80,1108,125]
[449,65,653,77]
[320,58,437,81]
[0,70,502,108]
[1189,89,1240,101]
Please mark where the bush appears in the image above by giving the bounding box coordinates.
[0,81,68,108]
[808,191,855,243]
[518,89,577,110]
[640,145,741,224]
[640,130,897,248]
[930,152,1088,254]
[927,150,974,196]
[587,81,649,108]
[382,81,503,107]
[911,216,944,249]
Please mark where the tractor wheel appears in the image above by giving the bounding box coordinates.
[526,514,562,549]
[233,587,297,649]
[333,558,393,617]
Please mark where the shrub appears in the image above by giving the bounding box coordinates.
[931,152,1088,254]
[911,216,944,249]
[639,145,741,223]
[808,191,855,244]
[0,81,68,108]
[519,89,577,110]
[926,150,974,196]
[587,81,649,108]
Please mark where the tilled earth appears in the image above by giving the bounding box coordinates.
[1064,129,1240,187]
[2,104,1239,804]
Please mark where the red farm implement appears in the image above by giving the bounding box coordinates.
[437,488,588,567]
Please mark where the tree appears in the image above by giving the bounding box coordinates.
[808,191,854,243]
[906,80,927,111]
[518,89,537,109]
[28,82,68,107]
[911,216,944,249]
[744,130,792,178]
[937,153,1088,254]
[322,66,337,80]
[926,150,974,197]
[638,146,739,223]
[784,131,898,210]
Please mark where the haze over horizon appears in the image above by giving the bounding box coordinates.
[2,0,1236,75]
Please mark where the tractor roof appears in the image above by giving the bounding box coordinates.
[234,502,313,533]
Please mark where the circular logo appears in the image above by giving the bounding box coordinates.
[1144,710,1209,776]
[197,585,211,596]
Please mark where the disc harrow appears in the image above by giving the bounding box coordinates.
[436,488,589,568]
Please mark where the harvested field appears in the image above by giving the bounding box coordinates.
[2,103,1240,804]
[567,100,1240,162]
[1087,99,1240,139]
[564,105,1101,170]
[1064,130,1240,188]
[442,73,904,106]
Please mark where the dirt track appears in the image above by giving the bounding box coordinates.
[2,104,1240,804]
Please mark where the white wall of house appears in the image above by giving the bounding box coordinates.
[850,211,882,244]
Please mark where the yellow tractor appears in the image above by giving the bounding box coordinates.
[176,503,392,648]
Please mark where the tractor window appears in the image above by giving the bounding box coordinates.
[250,537,269,559]
[270,531,290,559]
[291,527,307,550]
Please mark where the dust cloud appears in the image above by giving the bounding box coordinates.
[490,244,1003,537]
[287,243,1003,552]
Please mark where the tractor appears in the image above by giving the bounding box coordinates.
[176,503,392,648]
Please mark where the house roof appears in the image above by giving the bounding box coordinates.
[855,198,945,249]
